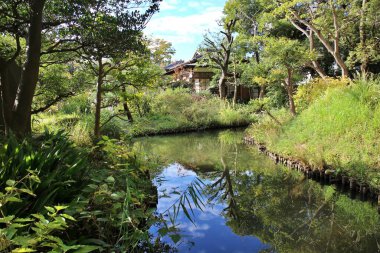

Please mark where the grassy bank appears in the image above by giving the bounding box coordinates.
[33,88,257,143]
[247,79,380,190]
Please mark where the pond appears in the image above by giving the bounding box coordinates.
[133,129,380,253]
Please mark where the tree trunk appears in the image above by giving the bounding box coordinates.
[232,82,237,107]
[121,85,133,123]
[218,71,227,99]
[0,61,22,133]
[292,11,349,78]
[232,61,238,107]
[94,58,103,138]
[10,0,45,136]
[259,85,265,99]
[310,29,349,78]
[359,0,368,76]
[254,50,260,64]
[309,30,327,79]
[331,2,349,78]
[286,68,296,116]
[123,101,133,123]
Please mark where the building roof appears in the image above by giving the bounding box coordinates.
[164,51,204,74]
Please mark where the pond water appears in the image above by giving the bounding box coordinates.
[133,129,380,253]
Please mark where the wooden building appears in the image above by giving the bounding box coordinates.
[164,53,259,102]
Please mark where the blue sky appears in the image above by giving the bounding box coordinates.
[145,0,227,61]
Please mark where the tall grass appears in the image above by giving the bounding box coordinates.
[33,88,257,140]
[248,79,380,189]
[130,89,256,135]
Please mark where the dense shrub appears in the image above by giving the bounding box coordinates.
[0,131,88,216]
[151,88,193,116]
[60,93,93,115]
[0,132,158,252]
[34,88,258,140]
[294,78,349,111]
[129,88,257,135]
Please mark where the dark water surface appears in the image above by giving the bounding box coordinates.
[133,130,380,253]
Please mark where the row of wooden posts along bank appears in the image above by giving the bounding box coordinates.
[243,136,380,213]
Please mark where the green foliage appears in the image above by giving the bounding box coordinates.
[32,65,93,114]
[130,88,256,136]
[151,88,193,116]
[0,35,24,61]
[0,202,98,253]
[218,105,255,126]
[0,131,87,216]
[0,132,96,252]
[69,136,157,251]
[60,93,93,115]
[0,131,161,252]
[248,79,380,188]
[294,78,349,111]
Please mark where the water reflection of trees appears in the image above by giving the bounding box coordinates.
[135,130,380,253]
[208,165,380,253]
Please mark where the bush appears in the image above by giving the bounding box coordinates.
[129,88,257,136]
[294,78,349,111]
[151,88,193,116]
[0,131,88,216]
[60,93,93,115]
[218,105,255,126]
[0,132,158,252]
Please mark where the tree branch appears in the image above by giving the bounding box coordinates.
[31,92,75,114]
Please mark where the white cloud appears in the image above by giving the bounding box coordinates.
[159,0,179,10]
[145,1,225,59]
[146,8,222,42]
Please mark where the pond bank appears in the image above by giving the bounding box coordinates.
[243,136,380,213]
[131,123,250,137]
[134,129,380,253]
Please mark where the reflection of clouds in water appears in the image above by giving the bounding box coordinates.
[190,232,206,238]
[152,161,270,253]
[198,203,224,220]
[188,223,210,233]
[155,163,200,212]
[142,131,279,252]
[177,223,210,239]
[161,163,197,178]
[156,163,228,220]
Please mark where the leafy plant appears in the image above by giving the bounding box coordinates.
[0,131,88,216]
[0,174,97,253]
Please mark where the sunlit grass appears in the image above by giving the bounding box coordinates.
[248,79,380,189]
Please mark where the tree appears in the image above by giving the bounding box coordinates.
[149,38,176,67]
[106,49,166,124]
[262,38,311,116]
[268,0,351,78]
[0,0,160,136]
[346,0,380,75]
[31,64,93,115]
[202,18,237,99]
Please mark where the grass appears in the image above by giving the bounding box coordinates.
[247,79,380,189]
[33,88,257,142]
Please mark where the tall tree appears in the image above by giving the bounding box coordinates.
[262,38,311,115]
[268,0,351,78]
[0,0,160,136]
[202,18,237,99]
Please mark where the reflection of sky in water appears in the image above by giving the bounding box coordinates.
[150,163,270,253]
